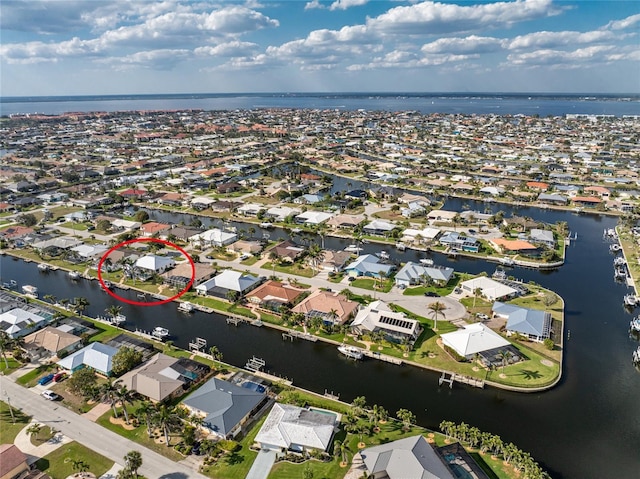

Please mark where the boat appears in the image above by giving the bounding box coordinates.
[111,314,126,325]
[68,270,80,280]
[614,257,626,266]
[378,251,390,260]
[37,263,50,272]
[103,280,113,290]
[629,317,640,334]
[624,294,638,307]
[152,327,170,340]
[178,302,195,313]
[395,242,407,251]
[344,244,363,253]
[615,267,627,280]
[500,257,515,266]
[492,267,507,281]
[21,285,38,298]
[604,228,618,240]
[610,244,622,253]
[419,258,434,266]
[633,346,640,365]
[259,222,273,229]
[338,345,364,360]
[290,228,303,234]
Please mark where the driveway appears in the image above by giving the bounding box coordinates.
[245,449,277,479]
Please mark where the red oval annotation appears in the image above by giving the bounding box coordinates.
[97,238,195,307]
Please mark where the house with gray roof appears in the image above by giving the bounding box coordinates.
[492,302,552,342]
[528,228,556,248]
[395,262,454,288]
[195,270,263,298]
[255,403,338,453]
[360,435,455,479]
[56,342,118,376]
[538,193,568,205]
[345,254,395,278]
[351,300,422,344]
[363,219,396,236]
[182,377,267,439]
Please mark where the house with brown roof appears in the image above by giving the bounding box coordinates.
[162,262,216,288]
[326,214,366,230]
[0,444,29,479]
[227,240,263,255]
[572,196,603,207]
[268,240,305,263]
[584,186,610,198]
[291,290,359,325]
[217,182,242,194]
[489,238,539,254]
[23,326,82,358]
[526,181,549,191]
[0,226,34,241]
[319,250,353,272]
[157,192,187,206]
[140,222,171,237]
[246,280,305,310]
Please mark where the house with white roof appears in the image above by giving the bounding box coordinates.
[459,276,519,301]
[401,227,441,244]
[360,435,456,479]
[70,244,109,260]
[351,300,422,344]
[440,323,510,360]
[189,228,238,248]
[294,210,334,225]
[237,203,264,216]
[492,302,552,342]
[265,206,301,222]
[0,308,51,338]
[528,228,556,248]
[135,254,175,274]
[363,219,396,236]
[345,254,395,278]
[255,403,338,453]
[57,342,118,376]
[195,270,263,298]
[395,262,454,288]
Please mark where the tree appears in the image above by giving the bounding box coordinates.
[115,385,135,424]
[428,301,447,331]
[17,213,37,227]
[65,458,89,472]
[307,243,325,273]
[106,305,123,319]
[136,401,155,437]
[226,290,240,304]
[472,287,482,308]
[351,396,367,417]
[209,345,223,361]
[154,404,181,446]
[124,450,143,477]
[111,347,143,376]
[134,210,149,222]
[68,367,97,397]
[100,378,123,418]
[97,219,112,232]
[334,439,350,465]
[396,408,415,431]
[26,423,43,440]
[0,332,13,369]
[303,463,314,479]
[73,297,90,318]
[43,294,57,305]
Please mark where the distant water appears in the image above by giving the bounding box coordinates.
[1,92,639,116]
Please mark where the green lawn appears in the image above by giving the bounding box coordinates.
[262,262,316,278]
[16,363,58,387]
[349,277,394,293]
[33,442,113,479]
[268,457,347,479]
[0,357,22,375]
[240,256,259,266]
[403,276,461,297]
[30,425,55,446]
[0,400,31,443]
[181,292,257,318]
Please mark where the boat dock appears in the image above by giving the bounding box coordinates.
[361,349,403,365]
[438,371,485,389]
[189,337,207,352]
[282,331,318,342]
[245,356,266,372]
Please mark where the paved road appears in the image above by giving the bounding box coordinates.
[0,377,207,479]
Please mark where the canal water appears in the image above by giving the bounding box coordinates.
[2,201,639,478]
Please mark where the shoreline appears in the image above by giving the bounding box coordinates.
[3,250,564,393]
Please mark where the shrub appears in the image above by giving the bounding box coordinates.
[543,338,555,350]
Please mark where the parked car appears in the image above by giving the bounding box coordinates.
[53,372,67,383]
[38,373,55,386]
[41,390,60,401]
[468,229,477,234]
[476,313,489,320]
[424,291,439,297]
[454,287,462,294]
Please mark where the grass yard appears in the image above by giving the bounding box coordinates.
[0,401,31,443]
[268,457,346,479]
[403,275,460,297]
[240,255,259,266]
[181,292,257,319]
[30,425,55,446]
[33,442,113,479]
[16,363,58,387]
[0,357,23,375]
[262,262,316,278]
[349,277,394,293]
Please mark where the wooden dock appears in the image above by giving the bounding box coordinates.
[361,350,403,365]
[282,330,318,342]
[245,356,265,372]
[226,317,243,326]
[439,371,484,389]
[189,337,207,352]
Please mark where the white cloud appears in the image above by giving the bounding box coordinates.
[421,35,504,54]
[305,0,325,10]
[329,0,369,11]
[348,51,473,70]
[367,0,561,35]
[507,45,617,67]
[0,37,102,64]
[508,30,619,50]
[195,41,259,57]
[605,13,640,31]
[97,49,191,70]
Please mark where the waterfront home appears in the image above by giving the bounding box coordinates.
[102,248,140,270]
[584,185,610,198]
[362,219,396,236]
[254,403,338,453]
[351,300,422,344]
[572,196,603,208]
[291,289,359,325]
[394,262,454,288]
[210,200,242,213]
[162,262,216,289]
[189,228,238,248]
[502,216,539,232]
[110,218,142,232]
[265,206,301,222]
[318,250,352,272]
[537,193,569,205]
[57,342,118,376]
[182,377,268,439]
[195,270,262,298]
[294,210,334,225]
[120,188,148,200]
[459,277,519,301]
[23,326,82,358]
[492,302,552,342]
[344,189,368,200]
[293,193,324,205]
[70,244,109,261]
[326,213,366,230]
[401,227,441,244]
[140,222,171,237]
[237,203,265,217]
[529,228,556,248]
[191,196,216,210]
[135,254,176,274]
[0,225,34,242]
[439,232,480,253]
[268,240,305,263]
[401,201,427,218]
[120,353,211,402]
[245,280,305,311]
[489,238,539,256]
[440,323,511,360]
[160,226,201,242]
[427,209,458,224]
[360,435,456,479]
[0,307,52,338]
[157,192,187,207]
[227,239,262,255]
[345,254,395,278]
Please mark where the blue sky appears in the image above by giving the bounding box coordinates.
[1,0,638,96]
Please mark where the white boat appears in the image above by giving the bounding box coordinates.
[624,294,638,307]
[338,345,364,360]
[103,280,113,290]
[614,257,626,266]
[378,251,390,260]
[419,258,434,266]
[22,285,38,298]
[290,228,303,234]
[615,267,627,280]
[152,327,170,339]
[633,346,640,365]
[629,318,640,333]
[610,244,621,253]
[111,314,126,325]
[344,244,363,253]
[178,302,195,313]
[500,257,515,266]
[68,270,80,280]
[259,222,273,229]
[37,263,50,272]
[395,242,406,251]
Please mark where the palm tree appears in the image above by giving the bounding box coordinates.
[65,458,89,472]
[0,332,13,369]
[351,396,367,417]
[115,384,135,424]
[43,294,57,304]
[136,401,155,437]
[334,439,351,465]
[99,378,122,418]
[396,408,415,432]
[73,297,90,318]
[472,287,482,308]
[499,350,510,371]
[124,450,143,477]
[307,243,325,273]
[106,304,123,319]
[428,301,447,331]
[26,423,43,440]
[153,404,181,446]
[209,345,223,361]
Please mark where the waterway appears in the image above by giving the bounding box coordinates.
[2,200,639,478]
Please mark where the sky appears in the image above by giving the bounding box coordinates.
[1,0,639,96]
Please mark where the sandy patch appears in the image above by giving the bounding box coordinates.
[109,416,135,430]
[499,373,507,379]
[540,359,554,367]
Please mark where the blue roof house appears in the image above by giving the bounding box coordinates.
[56,342,118,376]
[492,302,552,342]
[345,254,395,278]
